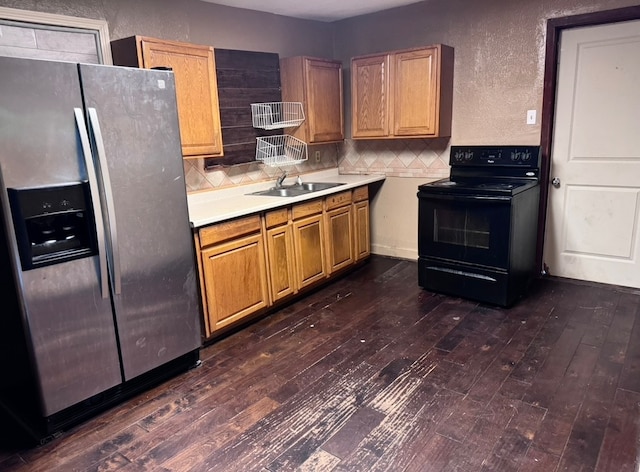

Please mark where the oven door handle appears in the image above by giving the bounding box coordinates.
[417,192,512,203]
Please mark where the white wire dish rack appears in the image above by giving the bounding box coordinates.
[251,102,305,130]
[255,134,308,167]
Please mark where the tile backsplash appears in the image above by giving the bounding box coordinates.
[184,143,339,193]
[184,138,452,193]
[338,138,451,179]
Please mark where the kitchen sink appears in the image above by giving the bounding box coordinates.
[248,182,345,197]
[250,187,309,197]
[294,182,345,192]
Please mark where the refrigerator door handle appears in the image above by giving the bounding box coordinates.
[74,108,109,299]
[87,108,122,296]
[0,164,28,301]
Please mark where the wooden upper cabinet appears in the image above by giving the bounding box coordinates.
[351,45,454,139]
[111,36,223,159]
[351,54,390,138]
[280,56,344,143]
[393,48,439,136]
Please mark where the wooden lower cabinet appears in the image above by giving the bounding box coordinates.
[292,213,327,289]
[197,216,269,336]
[354,200,371,261]
[197,187,372,339]
[264,208,296,302]
[353,185,371,261]
[325,193,354,274]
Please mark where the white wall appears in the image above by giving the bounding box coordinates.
[370,176,428,260]
[335,0,639,260]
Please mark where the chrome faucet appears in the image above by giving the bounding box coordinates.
[275,170,288,188]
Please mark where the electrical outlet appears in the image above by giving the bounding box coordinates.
[314,151,321,163]
[526,110,537,125]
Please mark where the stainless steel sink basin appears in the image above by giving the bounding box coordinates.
[248,182,345,197]
[293,182,345,192]
[249,187,309,197]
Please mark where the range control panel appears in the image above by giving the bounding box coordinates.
[450,145,541,168]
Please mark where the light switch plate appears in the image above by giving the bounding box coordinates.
[526,110,537,125]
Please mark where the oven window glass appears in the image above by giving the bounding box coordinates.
[434,209,490,249]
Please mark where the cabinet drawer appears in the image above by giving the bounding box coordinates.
[265,208,289,228]
[353,185,369,202]
[292,199,323,220]
[199,215,261,247]
[325,190,352,210]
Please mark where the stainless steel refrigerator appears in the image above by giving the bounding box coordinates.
[0,56,201,441]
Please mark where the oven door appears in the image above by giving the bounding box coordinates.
[418,192,512,269]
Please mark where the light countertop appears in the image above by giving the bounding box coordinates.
[187,169,386,228]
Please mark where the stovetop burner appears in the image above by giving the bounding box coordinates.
[476,182,517,189]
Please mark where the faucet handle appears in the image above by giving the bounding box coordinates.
[296,175,303,185]
[276,170,288,188]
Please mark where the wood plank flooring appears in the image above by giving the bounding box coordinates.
[1,255,639,471]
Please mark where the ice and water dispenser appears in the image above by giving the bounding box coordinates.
[8,182,97,270]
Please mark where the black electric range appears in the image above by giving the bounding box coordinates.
[417,145,541,306]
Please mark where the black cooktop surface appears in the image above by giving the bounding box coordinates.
[418,177,538,196]
[419,145,542,197]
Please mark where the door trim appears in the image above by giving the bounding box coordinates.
[0,6,112,64]
[537,5,640,273]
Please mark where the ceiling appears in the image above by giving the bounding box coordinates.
[199,0,424,22]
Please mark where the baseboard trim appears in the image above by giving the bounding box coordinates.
[371,244,417,261]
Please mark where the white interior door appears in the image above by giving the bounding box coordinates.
[544,19,640,288]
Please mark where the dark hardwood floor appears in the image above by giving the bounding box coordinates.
[1,256,639,471]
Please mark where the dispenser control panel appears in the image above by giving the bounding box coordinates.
[8,182,97,270]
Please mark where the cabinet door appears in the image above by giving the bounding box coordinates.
[305,58,344,143]
[265,223,296,302]
[354,200,371,261]
[351,54,390,138]
[392,47,438,136]
[292,214,327,289]
[325,205,354,274]
[140,39,223,158]
[201,233,269,332]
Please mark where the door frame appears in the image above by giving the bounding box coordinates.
[537,4,640,273]
[0,6,112,64]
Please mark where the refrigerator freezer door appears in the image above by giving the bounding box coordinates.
[0,57,122,416]
[78,64,201,380]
